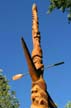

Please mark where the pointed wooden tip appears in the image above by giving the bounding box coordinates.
[21,37,26,47]
[32,3,37,10]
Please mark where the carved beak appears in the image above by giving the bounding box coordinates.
[21,37,39,82]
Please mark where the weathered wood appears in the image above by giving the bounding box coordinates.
[31,4,49,108]
[21,3,57,108]
[32,4,44,74]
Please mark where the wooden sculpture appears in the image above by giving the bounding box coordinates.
[21,4,57,108]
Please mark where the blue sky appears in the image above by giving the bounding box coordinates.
[0,0,71,108]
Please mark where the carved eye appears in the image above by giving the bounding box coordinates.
[32,98,35,102]
[40,100,45,105]
[31,90,38,93]
[34,90,38,93]
[31,91,34,93]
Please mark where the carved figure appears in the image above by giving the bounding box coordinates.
[31,4,48,108]
[31,77,48,108]
[32,4,44,73]
[21,3,57,108]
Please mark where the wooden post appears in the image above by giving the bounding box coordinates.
[31,4,49,108]
[21,3,57,108]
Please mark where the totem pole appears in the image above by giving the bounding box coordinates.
[12,3,58,108]
[21,4,57,108]
[31,4,48,108]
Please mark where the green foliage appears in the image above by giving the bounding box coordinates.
[48,0,71,23]
[65,101,71,108]
[0,73,20,108]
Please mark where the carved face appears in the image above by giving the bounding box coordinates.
[31,84,48,107]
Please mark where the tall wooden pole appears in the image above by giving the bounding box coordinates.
[32,4,44,74]
[21,3,57,108]
[31,4,49,108]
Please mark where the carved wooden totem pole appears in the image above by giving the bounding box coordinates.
[31,4,48,108]
[21,4,57,108]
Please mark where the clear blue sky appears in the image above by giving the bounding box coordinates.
[0,0,71,108]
